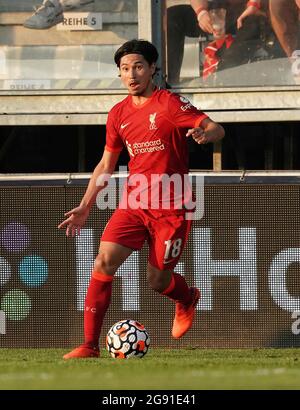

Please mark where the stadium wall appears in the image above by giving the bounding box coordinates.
[0,173,300,349]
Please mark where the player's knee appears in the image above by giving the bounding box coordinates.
[94,253,118,276]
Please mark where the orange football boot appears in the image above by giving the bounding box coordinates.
[172,287,200,339]
[63,344,99,360]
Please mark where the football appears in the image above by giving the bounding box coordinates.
[106,319,150,359]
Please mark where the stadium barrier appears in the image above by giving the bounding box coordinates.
[0,172,300,348]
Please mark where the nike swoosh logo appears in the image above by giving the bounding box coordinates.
[120,123,130,129]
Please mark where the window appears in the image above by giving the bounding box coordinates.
[166,0,299,87]
[0,0,138,91]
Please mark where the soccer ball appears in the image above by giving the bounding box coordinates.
[106,319,150,359]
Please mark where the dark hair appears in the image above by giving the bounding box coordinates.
[114,39,159,68]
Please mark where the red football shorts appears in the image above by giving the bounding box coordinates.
[101,208,192,270]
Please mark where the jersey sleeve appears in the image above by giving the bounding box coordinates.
[105,109,124,153]
[167,93,209,128]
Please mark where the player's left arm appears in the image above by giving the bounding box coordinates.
[186,118,225,144]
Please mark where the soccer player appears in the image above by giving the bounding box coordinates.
[59,39,225,359]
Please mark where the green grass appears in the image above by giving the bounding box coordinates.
[0,348,300,390]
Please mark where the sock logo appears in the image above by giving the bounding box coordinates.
[85,306,96,313]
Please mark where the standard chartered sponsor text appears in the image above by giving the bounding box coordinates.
[132,139,165,154]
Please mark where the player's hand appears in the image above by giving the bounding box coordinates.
[57,205,90,237]
[197,11,213,34]
[186,127,209,144]
[237,6,265,29]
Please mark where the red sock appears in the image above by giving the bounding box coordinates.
[84,271,113,348]
[161,272,192,305]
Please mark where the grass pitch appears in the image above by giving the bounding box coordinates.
[0,348,300,390]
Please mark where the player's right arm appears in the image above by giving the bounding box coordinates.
[58,149,120,237]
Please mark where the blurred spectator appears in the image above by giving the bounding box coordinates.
[167,0,273,83]
[258,0,300,84]
[23,0,94,29]
[269,0,300,58]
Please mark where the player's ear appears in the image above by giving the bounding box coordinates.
[150,63,156,76]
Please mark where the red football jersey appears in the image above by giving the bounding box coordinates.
[105,88,209,211]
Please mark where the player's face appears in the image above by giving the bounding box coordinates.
[119,54,156,96]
